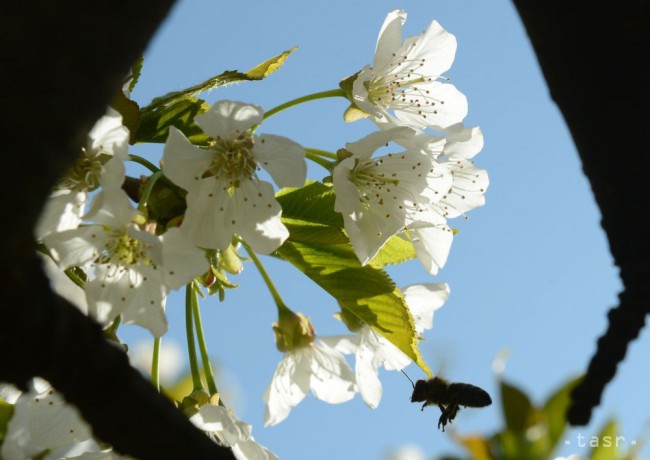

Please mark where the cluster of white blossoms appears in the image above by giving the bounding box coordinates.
[338,8,488,274]
[2,8,488,460]
[262,9,486,426]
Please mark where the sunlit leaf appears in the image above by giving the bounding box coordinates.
[456,434,495,460]
[246,46,298,79]
[146,47,297,109]
[370,234,416,267]
[276,181,347,245]
[590,419,618,460]
[136,96,210,145]
[276,240,430,376]
[542,375,582,449]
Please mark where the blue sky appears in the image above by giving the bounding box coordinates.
[122,1,650,458]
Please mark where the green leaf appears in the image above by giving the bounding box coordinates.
[542,375,582,449]
[133,48,298,145]
[146,47,298,109]
[282,218,348,245]
[129,55,144,93]
[0,398,14,442]
[500,378,535,434]
[370,234,417,267]
[456,435,495,460]
[276,240,430,376]
[246,46,298,79]
[135,96,210,145]
[111,90,141,142]
[590,419,618,460]
[277,181,343,226]
[276,181,347,245]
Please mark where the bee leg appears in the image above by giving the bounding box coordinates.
[437,404,448,431]
[420,400,434,411]
[437,402,461,431]
[446,402,460,424]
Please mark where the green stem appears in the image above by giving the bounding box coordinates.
[138,170,163,212]
[305,152,334,171]
[151,337,161,392]
[306,148,338,160]
[185,284,203,391]
[191,283,218,395]
[107,315,121,336]
[238,237,291,315]
[262,89,346,122]
[129,154,160,173]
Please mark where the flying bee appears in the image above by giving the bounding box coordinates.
[403,371,492,431]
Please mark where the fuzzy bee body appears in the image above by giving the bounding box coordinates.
[410,377,491,431]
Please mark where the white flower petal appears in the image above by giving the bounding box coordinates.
[163,126,213,193]
[160,227,208,290]
[231,180,288,254]
[119,268,169,337]
[88,108,130,161]
[442,126,484,160]
[35,190,86,240]
[438,163,488,218]
[40,253,88,315]
[374,10,407,70]
[181,178,288,253]
[190,405,250,446]
[345,126,415,159]
[97,156,126,190]
[253,134,306,188]
[320,335,360,355]
[263,352,310,426]
[232,438,280,460]
[355,336,383,408]
[28,387,93,450]
[84,187,136,228]
[410,223,453,275]
[194,100,263,139]
[400,19,457,78]
[308,342,356,404]
[44,226,108,270]
[403,283,449,333]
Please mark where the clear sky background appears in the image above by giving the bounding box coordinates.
[121,1,650,459]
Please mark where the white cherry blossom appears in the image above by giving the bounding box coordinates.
[35,108,129,240]
[163,100,306,253]
[324,283,449,409]
[190,404,279,460]
[401,126,488,274]
[43,188,208,337]
[1,379,95,460]
[352,10,467,130]
[332,127,452,265]
[322,325,410,409]
[263,341,356,426]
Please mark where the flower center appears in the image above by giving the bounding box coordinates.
[366,45,445,119]
[207,134,257,190]
[56,149,112,192]
[348,156,400,206]
[101,230,155,267]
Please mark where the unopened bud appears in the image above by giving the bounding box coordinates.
[272,311,315,352]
